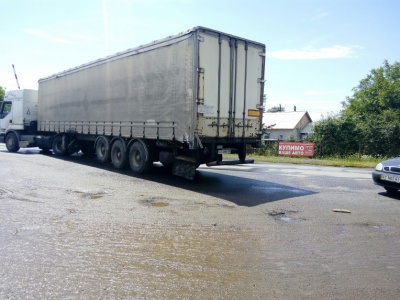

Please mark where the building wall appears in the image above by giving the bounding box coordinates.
[297,115,311,131]
[265,129,299,140]
[263,112,313,141]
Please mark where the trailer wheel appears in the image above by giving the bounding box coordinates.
[5,132,20,152]
[95,137,111,163]
[111,140,128,169]
[238,146,247,162]
[129,141,152,174]
[52,135,68,156]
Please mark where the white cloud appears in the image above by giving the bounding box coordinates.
[266,45,359,60]
[24,29,72,44]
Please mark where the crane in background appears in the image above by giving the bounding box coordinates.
[12,64,20,89]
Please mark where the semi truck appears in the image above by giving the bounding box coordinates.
[0,26,265,179]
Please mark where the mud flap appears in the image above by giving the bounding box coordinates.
[172,160,197,180]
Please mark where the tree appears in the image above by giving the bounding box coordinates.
[267,105,285,112]
[343,60,400,157]
[312,60,400,158]
[312,113,359,157]
[285,133,296,142]
[0,86,5,104]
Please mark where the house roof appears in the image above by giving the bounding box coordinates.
[264,111,313,129]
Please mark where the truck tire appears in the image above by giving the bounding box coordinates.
[5,132,20,152]
[95,137,111,163]
[238,145,247,162]
[129,141,152,174]
[52,135,68,156]
[111,140,128,169]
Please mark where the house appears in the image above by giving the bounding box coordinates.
[263,111,313,141]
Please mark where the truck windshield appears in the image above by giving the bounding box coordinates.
[0,101,12,119]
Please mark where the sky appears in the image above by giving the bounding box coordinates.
[1,0,399,121]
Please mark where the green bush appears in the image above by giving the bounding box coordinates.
[255,141,278,156]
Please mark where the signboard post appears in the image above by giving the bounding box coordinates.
[278,142,314,157]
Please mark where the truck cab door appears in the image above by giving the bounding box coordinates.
[0,101,13,134]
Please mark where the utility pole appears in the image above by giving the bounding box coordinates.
[12,64,20,89]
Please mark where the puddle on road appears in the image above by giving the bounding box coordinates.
[72,190,105,200]
[1,223,266,299]
[221,204,235,209]
[268,210,299,223]
[280,216,294,223]
[142,197,174,208]
[151,201,169,207]
[253,186,308,195]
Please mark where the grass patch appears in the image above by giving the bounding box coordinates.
[247,154,381,168]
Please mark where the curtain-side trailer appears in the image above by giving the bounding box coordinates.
[0,26,265,179]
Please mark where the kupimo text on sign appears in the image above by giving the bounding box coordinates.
[278,142,314,157]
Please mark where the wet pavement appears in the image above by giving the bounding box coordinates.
[1,145,400,299]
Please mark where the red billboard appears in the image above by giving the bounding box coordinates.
[278,142,314,157]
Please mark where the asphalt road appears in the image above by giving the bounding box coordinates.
[0,144,399,299]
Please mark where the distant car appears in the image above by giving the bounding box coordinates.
[372,158,400,193]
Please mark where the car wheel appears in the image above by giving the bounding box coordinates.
[384,187,399,194]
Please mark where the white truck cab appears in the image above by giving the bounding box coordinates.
[0,89,38,151]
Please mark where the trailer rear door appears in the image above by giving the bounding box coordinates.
[196,29,265,139]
